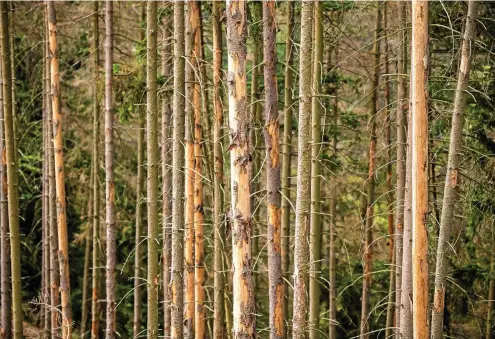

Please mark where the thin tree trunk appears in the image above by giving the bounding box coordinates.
[90,2,100,338]
[171,3,186,338]
[184,3,195,337]
[133,4,146,336]
[146,2,159,339]
[281,3,294,335]
[292,2,313,339]
[162,11,173,339]
[104,2,116,338]
[47,3,72,338]
[309,3,323,337]
[212,2,225,338]
[263,1,284,338]
[360,4,381,338]
[487,220,495,339]
[81,170,93,339]
[226,1,256,337]
[431,2,477,338]
[0,43,11,339]
[411,2,429,338]
[394,2,407,336]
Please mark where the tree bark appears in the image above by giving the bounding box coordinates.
[226,1,256,337]
[171,3,186,338]
[431,2,477,338]
[292,3,313,339]
[47,3,72,338]
[212,2,225,338]
[104,2,116,338]
[411,2,429,338]
[81,169,93,339]
[360,4,381,338]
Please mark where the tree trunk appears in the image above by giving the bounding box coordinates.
[162,11,173,339]
[171,3,186,338]
[133,4,146,336]
[263,1,284,338]
[309,3,323,337]
[47,3,72,338]
[90,2,100,338]
[81,170,93,339]
[226,1,256,337]
[212,2,225,338]
[281,3,294,335]
[411,2,429,338]
[431,2,477,338]
[104,2,116,338]
[487,220,495,339]
[360,4,381,338]
[292,2,313,339]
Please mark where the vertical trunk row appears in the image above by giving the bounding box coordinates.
[47,3,72,338]
[263,2,284,338]
[133,4,146,337]
[309,2,323,337]
[431,2,477,338]
[226,1,256,337]
[104,1,116,338]
[292,2,313,339]
[212,2,225,338]
[411,2,429,338]
[162,11,173,339]
[146,2,159,339]
[90,2,100,337]
[171,3,186,338]
[360,4,381,338]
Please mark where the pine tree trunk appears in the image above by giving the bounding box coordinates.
[133,4,146,336]
[104,2,116,338]
[212,2,225,338]
[226,1,256,337]
[394,2,407,336]
[360,4,381,338]
[263,2,284,338]
[281,3,294,334]
[90,2,100,337]
[81,170,93,339]
[171,3,186,338]
[162,12,173,339]
[411,2,429,338]
[47,3,72,338]
[431,2,477,338]
[146,3,159,338]
[292,2,313,338]
[309,3,323,337]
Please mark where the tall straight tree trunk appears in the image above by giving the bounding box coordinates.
[292,3,313,339]
[226,1,256,337]
[0,47,11,339]
[90,2,100,338]
[162,12,173,339]
[47,3,72,338]
[309,3,323,337]
[411,2,429,338]
[431,2,477,338]
[212,2,225,338]
[360,4,381,338]
[104,2,116,338]
[81,171,93,338]
[146,2,159,338]
[263,1,284,338]
[171,3,186,338]
[281,3,294,334]
[394,2,407,335]
[133,4,146,336]
[184,3,195,337]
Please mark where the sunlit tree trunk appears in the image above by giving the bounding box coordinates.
[226,1,256,337]
[411,2,429,338]
[47,3,72,338]
[431,2,477,338]
[171,3,186,338]
[292,2,313,339]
